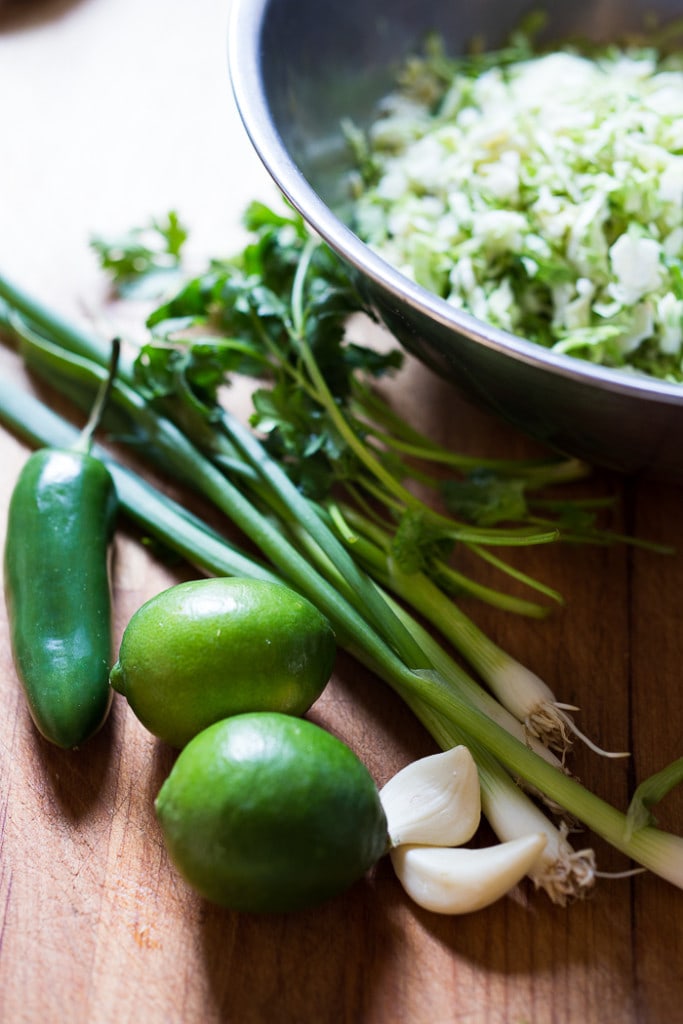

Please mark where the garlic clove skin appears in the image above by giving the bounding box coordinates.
[379,745,481,848]
[390,833,548,915]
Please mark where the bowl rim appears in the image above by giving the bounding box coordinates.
[228,0,683,408]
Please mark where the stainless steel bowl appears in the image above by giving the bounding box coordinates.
[229,0,683,478]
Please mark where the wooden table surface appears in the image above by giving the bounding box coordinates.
[0,1,681,1022]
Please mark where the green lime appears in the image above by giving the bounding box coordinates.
[110,577,336,747]
[155,712,389,913]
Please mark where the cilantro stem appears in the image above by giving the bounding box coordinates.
[296,327,426,505]
[352,382,590,484]
[335,499,557,610]
[466,543,565,603]
[290,236,317,338]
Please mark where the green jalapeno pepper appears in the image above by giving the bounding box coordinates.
[4,341,120,748]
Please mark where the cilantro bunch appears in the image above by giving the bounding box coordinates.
[120,200,636,618]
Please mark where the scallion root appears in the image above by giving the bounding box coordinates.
[524,701,631,761]
[528,823,597,906]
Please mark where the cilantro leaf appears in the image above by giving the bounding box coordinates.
[91,211,188,298]
[441,473,529,526]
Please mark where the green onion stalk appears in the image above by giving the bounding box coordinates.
[0,280,681,899]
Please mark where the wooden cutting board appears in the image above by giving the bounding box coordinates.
[0,2,681,1022]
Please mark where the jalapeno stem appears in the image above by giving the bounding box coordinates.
[74,336,121,454]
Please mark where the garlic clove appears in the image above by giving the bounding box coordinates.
[390,833,548,915]
[379,745,481,848]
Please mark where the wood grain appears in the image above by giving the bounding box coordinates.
[0,2,681,1022]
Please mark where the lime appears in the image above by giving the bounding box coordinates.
[155,712,389,913]
[110,577,336,747]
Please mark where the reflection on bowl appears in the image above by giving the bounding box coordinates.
[229,0,683,478]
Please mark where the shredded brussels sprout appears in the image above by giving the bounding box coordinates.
[350,35,683,381]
